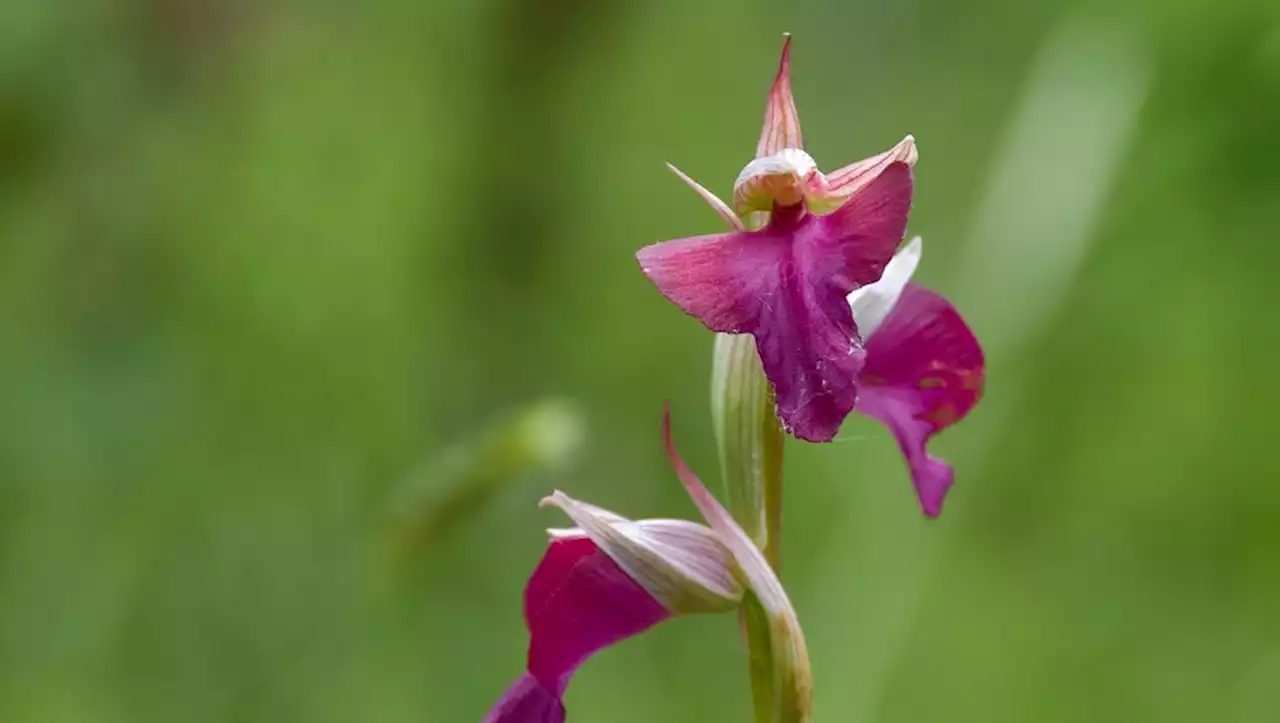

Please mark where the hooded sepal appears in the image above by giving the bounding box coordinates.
[732,136,918,218]
[732,148,821,216]
[542,492,744,615]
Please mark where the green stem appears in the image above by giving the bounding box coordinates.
[712,332,786,722]
[740,595,776,723]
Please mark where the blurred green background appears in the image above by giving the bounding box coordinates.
[2,0,1279,721]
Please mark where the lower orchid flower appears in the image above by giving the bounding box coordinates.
[483,410,811,723]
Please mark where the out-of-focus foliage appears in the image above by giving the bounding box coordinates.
[1,0,1278,722]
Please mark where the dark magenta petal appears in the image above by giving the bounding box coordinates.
[855,283,985,517]
[484,536,671,721]
[524,536,670,690]
[638,162,913,442]
[483,673,564,723]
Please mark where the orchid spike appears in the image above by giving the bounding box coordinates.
[638,36,918,442]
[848,239,986,516]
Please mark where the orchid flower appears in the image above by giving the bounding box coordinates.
[847,238,985,517]
[483,410,811,723]
[637,36,919,443]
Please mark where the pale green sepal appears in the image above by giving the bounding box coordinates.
[541,491,744,615]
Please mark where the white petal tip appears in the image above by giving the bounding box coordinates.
[897,135,920,164]
[538,491,568,509]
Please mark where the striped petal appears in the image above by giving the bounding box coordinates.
[542,494,743,615]
[810,136,918,214]
[755,34,803,157]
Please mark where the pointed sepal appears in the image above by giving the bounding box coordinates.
[810,135,918,214]
[542,492,744,615]
[756,34,803,157]
[667,163,745,231]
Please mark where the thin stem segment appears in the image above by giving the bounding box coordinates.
[711,332,788,723]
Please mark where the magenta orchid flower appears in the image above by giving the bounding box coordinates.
[484,411,810,723]
[637,36,919,443]
[481,520,716,723]
[848,237,985,516]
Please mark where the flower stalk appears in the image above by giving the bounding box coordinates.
[711,297,786,723]
[710,333,785,566]
[481,31,988,723]
[703,35,805,723]
[663,410,812,723]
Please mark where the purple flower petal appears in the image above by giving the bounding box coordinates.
[484,673,564,723]
[855,283,985,517]
[638,162,913,442]
[819,135,918,209]
[484,536,671,722]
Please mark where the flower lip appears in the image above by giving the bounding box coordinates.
[484,532,671,723]
[855,281,985,517]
